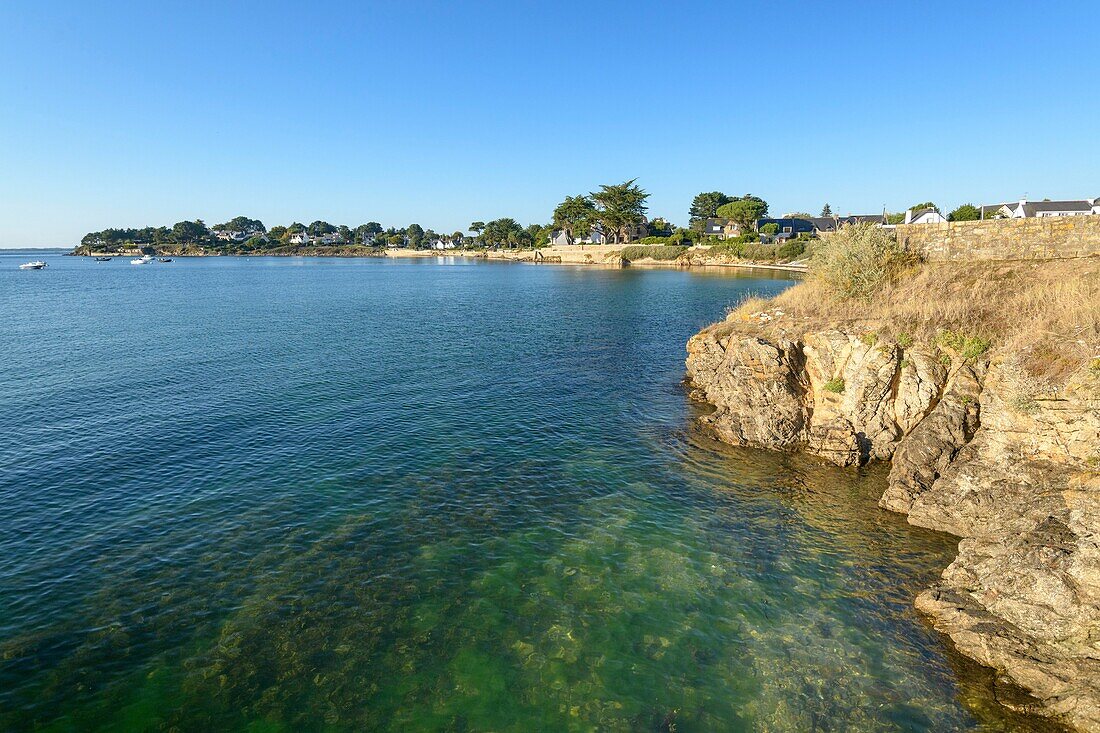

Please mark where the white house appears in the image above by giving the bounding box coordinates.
[999,199,1096,218]
[903,207,947,225]
[289,231,310,245]
[548,227,607,246]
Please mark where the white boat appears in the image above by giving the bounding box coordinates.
[19,260,47,270]
[130,255,155,265]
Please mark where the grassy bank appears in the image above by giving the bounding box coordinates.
[724,224,1099,385]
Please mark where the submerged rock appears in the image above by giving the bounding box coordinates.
[686,320,1100,731]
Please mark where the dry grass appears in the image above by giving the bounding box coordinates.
[720,258,1100,383]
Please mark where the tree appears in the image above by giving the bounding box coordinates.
[268,225,288,241]
[407,223,425,249]
[171,220,208,243]
[307,220,336,236]
[337,225,352,243]
[820,203,833,217]
[909,201,939,213]
[354,224,376,244]
[470,221,485,236]
[784,212,813,220]
[479,218,524,248]
[551,195,597,245]
[668,228,696,245]
[716,195,769,233]
[215,216,265,233]
[689,192,732,231]
[948,203,981,222]
[533,224,553,248]
[648,217,674,237]
[590,179,649,243]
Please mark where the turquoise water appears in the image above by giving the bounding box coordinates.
[0,252,1057,731]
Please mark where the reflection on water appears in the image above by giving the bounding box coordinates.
[0,255,1063,731]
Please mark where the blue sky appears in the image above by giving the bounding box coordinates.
[1,0,1096,246]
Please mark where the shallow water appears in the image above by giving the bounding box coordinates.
[0,252,1060,731]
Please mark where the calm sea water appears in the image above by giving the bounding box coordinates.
[0,252,1058,732]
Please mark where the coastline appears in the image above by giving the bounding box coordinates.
[684,257,1100,731]
[73,246,808,274]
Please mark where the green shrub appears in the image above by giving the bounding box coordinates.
[823,378,846,393]
[1090,358,1100,375]
[896,332,913,348]
[774,240,806,261]
[707,239,804,263]
[619,245,689,261]
[810,223,920,302]
[936,330,991,359]
[761,223,779,235]
[859,332,878,346]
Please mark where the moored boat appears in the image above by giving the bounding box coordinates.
[95,256,112,261]
[130,255,155,265]
[19,261,47,270]
[157,258,173,262]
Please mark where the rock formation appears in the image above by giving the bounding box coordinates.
[686,319,1100,731]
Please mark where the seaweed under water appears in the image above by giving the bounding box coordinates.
[0,254,1065,731]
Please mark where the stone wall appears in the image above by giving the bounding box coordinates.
[895,216,1100,261]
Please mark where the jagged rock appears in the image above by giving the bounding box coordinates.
[882,363,983,514]
[687,325,945,467]
[686,333,808,450]
[686,321,1100,731]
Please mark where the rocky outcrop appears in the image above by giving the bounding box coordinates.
[686,320,1100,731]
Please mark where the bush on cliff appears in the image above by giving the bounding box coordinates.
[618,245,688,261]
[810,223,919,302]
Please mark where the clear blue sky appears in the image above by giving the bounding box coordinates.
[1,0,1096,246]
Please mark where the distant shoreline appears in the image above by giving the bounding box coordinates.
[69,247,807,274]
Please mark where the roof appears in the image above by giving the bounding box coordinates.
[757,217,815,230]
[909,208,937,219]
[1019,200,1093,216]
[808,217,837,231]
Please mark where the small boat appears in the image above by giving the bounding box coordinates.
[131,255,155,265]
[157,258,173,263]
[95,256,112,261]
[19,260,47,270]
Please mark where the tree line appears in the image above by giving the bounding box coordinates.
[78,180,988,256]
